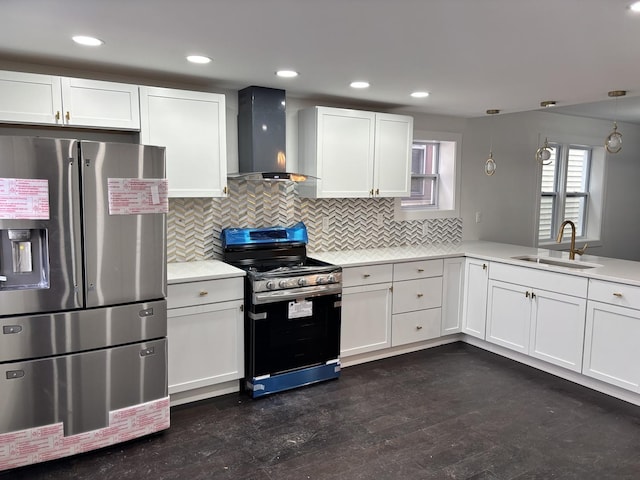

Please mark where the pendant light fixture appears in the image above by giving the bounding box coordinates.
[605,90,626,154]
[535,134,553,165]
[484,109,500,176]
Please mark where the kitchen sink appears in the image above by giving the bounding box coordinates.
[511,255,602,269]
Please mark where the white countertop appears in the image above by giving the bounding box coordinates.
[167,260,245,284]
[310,241,640,287]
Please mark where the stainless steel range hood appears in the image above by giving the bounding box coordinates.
[234,86,309,182]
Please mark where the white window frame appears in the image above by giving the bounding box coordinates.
[535,133,606,249]
[394,131,462,221]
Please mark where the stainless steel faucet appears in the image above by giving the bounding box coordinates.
[556,220,588,260]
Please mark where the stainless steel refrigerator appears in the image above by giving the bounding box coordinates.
[0,136,168,471]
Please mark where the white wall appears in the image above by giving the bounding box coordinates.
[460,110,640,261]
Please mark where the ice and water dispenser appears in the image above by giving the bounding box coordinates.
[0,228,49,290]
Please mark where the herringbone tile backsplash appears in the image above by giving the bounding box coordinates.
[167,180,462,262]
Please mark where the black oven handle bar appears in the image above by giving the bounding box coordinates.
[252,284,342,305]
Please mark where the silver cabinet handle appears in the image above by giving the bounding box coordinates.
[417,268,424,273]
[417,293,424,298]
[363,274,371,278]
[416,325,423,330]
[199,291,209,297]
[613,292,623,297]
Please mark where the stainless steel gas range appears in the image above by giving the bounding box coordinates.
[222,222,342,398]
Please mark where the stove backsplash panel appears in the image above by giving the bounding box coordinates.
[167,180,462,262]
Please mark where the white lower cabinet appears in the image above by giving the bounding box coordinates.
[167,277,244,404]
[340,263,393,357]
[528,288,586,372]
[582,279,640,392]
[341,280,393,357]
[391,308,441,347]
[391,260,443,347]
[486,263,587,372]
[441,257,465,335]
[486,280,531,354]
[461,258,489,339]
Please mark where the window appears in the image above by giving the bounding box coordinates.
[539,143,592,242]
[403,141,439,208]
[394,131,461,221]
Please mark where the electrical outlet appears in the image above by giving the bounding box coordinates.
[322,217,330,231]
[475,211,482,223]
[422,223,429,236]
[376,213,384,227]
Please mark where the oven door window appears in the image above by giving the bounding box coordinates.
[250,294,340,377]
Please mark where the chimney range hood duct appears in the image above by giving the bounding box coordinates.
[236,86,308,181]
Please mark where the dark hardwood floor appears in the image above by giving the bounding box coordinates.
[3,343,640,479]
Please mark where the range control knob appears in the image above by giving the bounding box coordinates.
[266,281,275,290]
[316,276,326,284]
[279,280,288,288]
[327,274,336,283]
[298,278,307,286]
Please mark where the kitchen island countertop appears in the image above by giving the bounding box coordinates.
[167,260,245,284]
[310,240,640,287]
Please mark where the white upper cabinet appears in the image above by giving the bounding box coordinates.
[60,78,140,130]
[139,86,227,198]
[374,113,413,197]
[0,71,62,124]
[0,70,140,130]
[298,106,412,198]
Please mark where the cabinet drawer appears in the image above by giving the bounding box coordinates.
[392,277,443,314]
[589,279,640,309]
[490,262,587,298]
[342,263,393,288]
[393,259,443,281]
[168,277,244,309]
[392,308,441,347]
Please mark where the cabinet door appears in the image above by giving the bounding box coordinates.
[140,86,227,197]
[167,299,243,394]
[583,301,640,392]
[60,78,140,130]
[0,70,62,125]
[441,257,464,335]
[486,280,531,354]
[316,107,375,197]
[529,289,586,372]
[341,282,392,357]
[373,113,412,197]
[462,259,489,339]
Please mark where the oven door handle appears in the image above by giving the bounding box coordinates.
[253,284,342,305]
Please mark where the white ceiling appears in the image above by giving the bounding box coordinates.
[2,0,640,120]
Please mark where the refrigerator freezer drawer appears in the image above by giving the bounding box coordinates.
[0,338,167,436]
[0,300,167,363]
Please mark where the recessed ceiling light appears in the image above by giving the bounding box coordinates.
[72,35,104,47]
[411,91,430,98]
[276,70,299,78]
[630,1,640,12]
[350,81,370,89]
[186,55,212,64]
